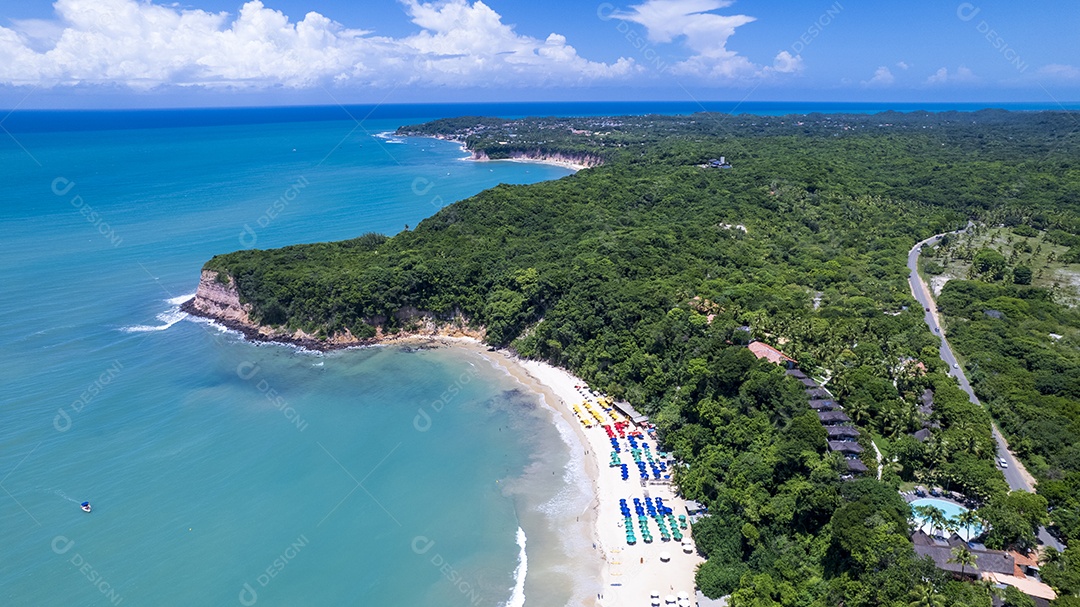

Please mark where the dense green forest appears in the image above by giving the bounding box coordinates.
[201,111,1080,606]
[925,222,1080,592]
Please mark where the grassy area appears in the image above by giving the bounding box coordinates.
[921,225,1080,307]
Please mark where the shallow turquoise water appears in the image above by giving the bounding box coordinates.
[0,115,582,605]
[910,497,983,541]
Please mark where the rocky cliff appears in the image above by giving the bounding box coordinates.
[182,270,485,351]
[185,270,252,324]
[470,149,604,169]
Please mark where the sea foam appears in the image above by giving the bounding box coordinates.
[504,527,527,607]
[121,294,194,332]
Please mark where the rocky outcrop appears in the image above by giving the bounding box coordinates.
[186,270,252,324]
[182,270,486,351]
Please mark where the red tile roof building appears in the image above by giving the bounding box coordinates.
[747,341,796,366]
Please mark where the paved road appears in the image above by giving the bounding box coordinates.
[908,233,1065,551]
[907,233,1033,491]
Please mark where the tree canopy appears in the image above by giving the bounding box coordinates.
[201,110,1080,606]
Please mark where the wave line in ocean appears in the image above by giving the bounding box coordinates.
[504,527,527,607]
[121,294,194,332]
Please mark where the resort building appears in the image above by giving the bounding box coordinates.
[685,500,709,523]
[613,400,649,426]
[817,411,851,425]
[910,388,939,443]
[747,341,796,367]
[912,531,1057,604]
[913,531,1016,578]
[826,426,860,439]
[748,342,869,476]
[845,460,869,474]
[828,441,863,454]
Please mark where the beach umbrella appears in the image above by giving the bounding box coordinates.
[660,552,671,562]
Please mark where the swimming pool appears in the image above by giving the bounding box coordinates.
[909,497,982,541]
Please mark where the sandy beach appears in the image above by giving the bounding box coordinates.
[460,153,589,172]
[447,338,703,606]
[492,156,588,172]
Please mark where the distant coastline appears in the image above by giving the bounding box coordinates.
[5,102,1079,134]
[406,132,603,172]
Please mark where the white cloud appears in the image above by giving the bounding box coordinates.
[399,1,635,85]
[896,61,909,71]
[862,66,894,87]
[926,67,948,85]
[770,50,802,74]
[613,0,797,80]
[0,0,635,89]
[924,65,979,86]
[1037,64,1080,81]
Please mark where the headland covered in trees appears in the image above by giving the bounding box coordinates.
[185,109,1080,606]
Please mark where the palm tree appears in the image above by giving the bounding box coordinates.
[949,546,978,578]
[881,406,904,439]
[908,583,945,607]
[912,505,934,533]
[1040,547,1062,570]
[956,510,982,542]
[943,516,960,539]
[846,399,871,425]
[927,506,949,539]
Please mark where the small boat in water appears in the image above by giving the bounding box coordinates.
[81,501,91,513]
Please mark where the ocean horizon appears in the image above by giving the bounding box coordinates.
[2,100,1077,135]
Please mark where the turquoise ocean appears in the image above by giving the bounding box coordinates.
[0,112,593,606]
[3,101,1077,605]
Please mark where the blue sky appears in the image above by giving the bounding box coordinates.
[0,0,1077,108]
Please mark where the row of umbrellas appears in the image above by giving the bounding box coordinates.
[609,434,671,481]
[620,497,689,545]
[603,421,631,440]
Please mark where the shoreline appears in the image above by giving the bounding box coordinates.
[438,338,703,606]
[400,132,601,172]
[463,154,589,172]
[180,295,485,352]
[183,268,702,603]
[186,305,704,604]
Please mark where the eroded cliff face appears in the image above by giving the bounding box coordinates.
[470,149,604,168]
[188,270,253,325]
[183,270,486,350]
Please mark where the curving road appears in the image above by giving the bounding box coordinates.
[908,232,1064,550]
[907,232,1033,490]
